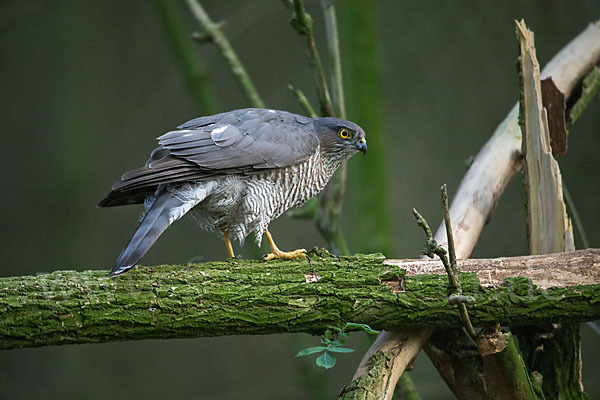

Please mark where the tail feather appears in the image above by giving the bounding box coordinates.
[110,186,207,276]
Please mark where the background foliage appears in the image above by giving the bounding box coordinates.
[1,1,599,398]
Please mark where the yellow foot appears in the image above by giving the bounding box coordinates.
[263,248,307,261]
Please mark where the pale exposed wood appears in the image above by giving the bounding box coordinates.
[434,21,600,257]
[385,248,600,289]
[517,19,582,398]
[517,19,574,255]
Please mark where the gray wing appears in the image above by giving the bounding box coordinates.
[165,108,317,169]
[99,109,317,207]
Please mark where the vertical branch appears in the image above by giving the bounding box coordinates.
[282,0,349,255]
[153,0,219,114]
[185,0,265,108]
[316,174,349,255]
[317,0,348,255]
[563,183,590,248]
[338,0,394,256]
[284,0,335,116]
[321,0,345,119]
[288,83,317,118]
[440,186,477,340]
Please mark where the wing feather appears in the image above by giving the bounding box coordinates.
[161,108,319,170]
[99,108,319,207]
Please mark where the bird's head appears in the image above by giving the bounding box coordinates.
[313,117,367,158]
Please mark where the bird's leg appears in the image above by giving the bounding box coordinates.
[223,231,235,259]
[263,229,307,261]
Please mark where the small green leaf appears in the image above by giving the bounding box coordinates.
[331,339,346,347]
[327,346,355,353]
[316,351,336,369]
[295,346,327,357]
[345,322,379,335]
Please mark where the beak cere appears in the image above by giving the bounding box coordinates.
[357,137,367,154]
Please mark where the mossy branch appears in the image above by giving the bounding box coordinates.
[1,249,599,350]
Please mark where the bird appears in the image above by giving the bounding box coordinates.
[99,108,367,276]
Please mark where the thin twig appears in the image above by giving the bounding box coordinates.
[154,0,219,114]
[283,0,334,116]
[412,208,448,263]
[185,0,265,108]
[321,0,345,118]
[563,181,590,249]
[288,83,317,118]
[412,204,477,340]
[441,185,458,275]
[317,171,350,255]
[440,185,477,340]
[283,0,348,255]
[314,0,348,255]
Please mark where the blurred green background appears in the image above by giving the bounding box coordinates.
[1,1,599,399]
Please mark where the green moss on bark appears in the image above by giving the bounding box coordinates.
[1,253,599,349]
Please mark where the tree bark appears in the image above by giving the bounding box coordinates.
[1,249,599,350]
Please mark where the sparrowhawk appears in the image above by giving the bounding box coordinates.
[99,108,367,276]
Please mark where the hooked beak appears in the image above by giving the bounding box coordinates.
[357,137,367,154]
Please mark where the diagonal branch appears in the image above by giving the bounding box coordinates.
[154,0,219,114]
[185,0,265,108]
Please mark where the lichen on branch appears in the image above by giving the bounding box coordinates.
[1,250,599,350]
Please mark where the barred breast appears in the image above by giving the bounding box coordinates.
[240,149,340,244]
[189,147,346,246]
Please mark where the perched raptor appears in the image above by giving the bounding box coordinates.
[99,108,367,276]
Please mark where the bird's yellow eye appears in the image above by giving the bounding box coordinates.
[339,128,350,139]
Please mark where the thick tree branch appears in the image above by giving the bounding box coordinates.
[1,250,599,350]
